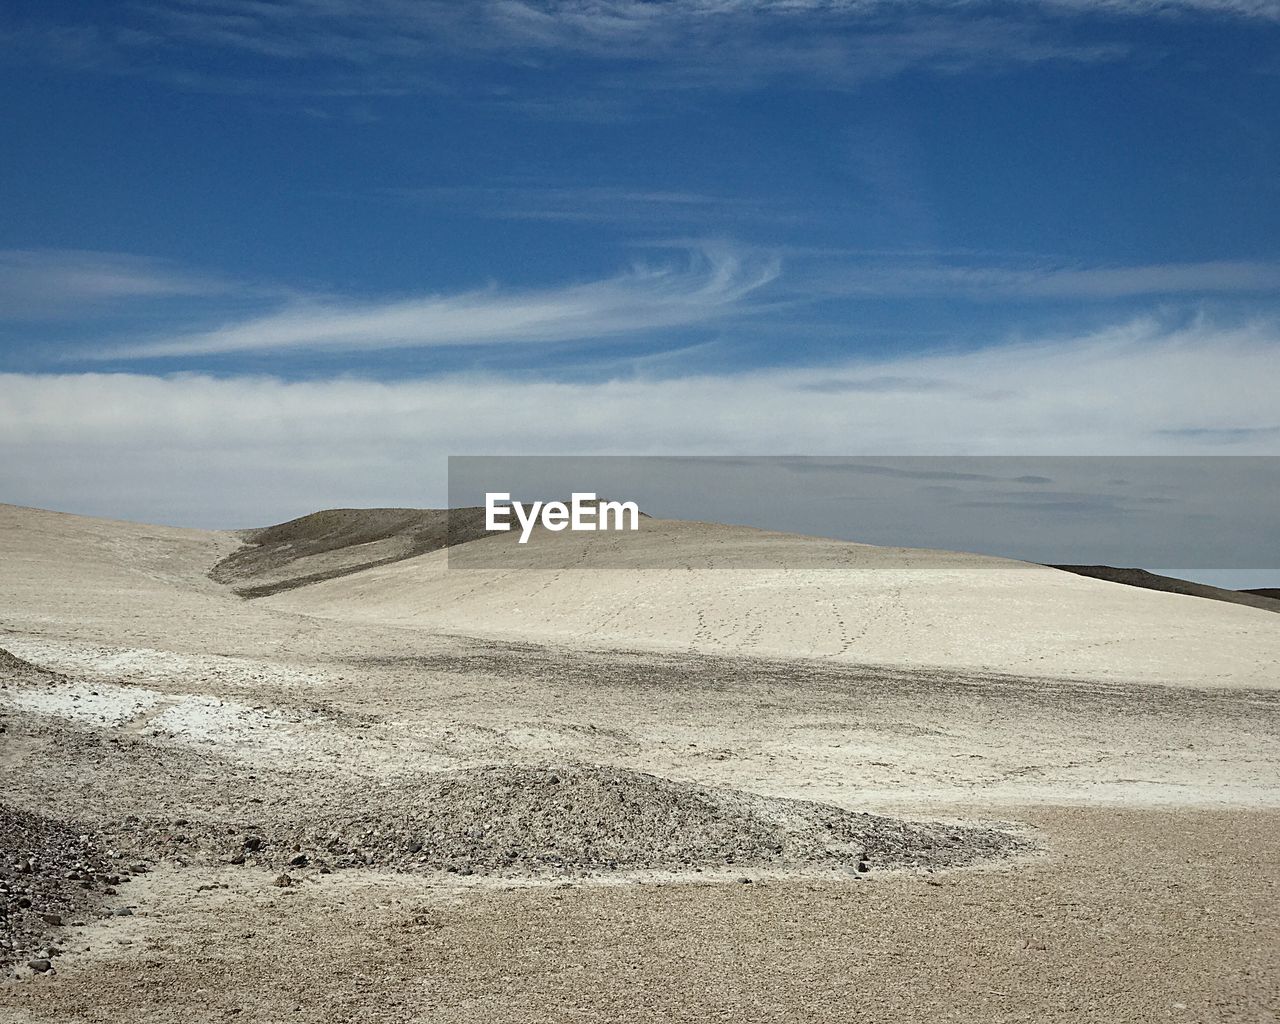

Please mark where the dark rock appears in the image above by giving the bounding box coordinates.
[273,874,292,888]
[28,959,52,973]
[287,853,308,868]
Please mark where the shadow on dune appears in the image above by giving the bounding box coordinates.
[210,507,491,598]
[1049,565,1280,614]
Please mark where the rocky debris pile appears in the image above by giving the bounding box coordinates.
[0,805,144,975]
[234,764,1028,879]
[0,647,65,685]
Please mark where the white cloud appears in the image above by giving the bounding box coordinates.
[0,250,239,319]
[3,314,1277,526]
[389,184,801,226]
[1038,0,1280,16]
[102,244,778,358]
[78,248,1280,361]
[804,258,1280,300]
[22,0,1270,103]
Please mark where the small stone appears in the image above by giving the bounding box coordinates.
[29,959,52,973]
[287,853,308,868]
[856,862,870,873]
[243,837,263,852]
[114,907,133,917]
[229,854,245,866]
[40,913,63,926]
[273,874,292,888]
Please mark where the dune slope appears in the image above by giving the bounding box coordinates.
[262,516,1280,687]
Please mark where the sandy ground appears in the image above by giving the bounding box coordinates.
[1,503,1278,1022]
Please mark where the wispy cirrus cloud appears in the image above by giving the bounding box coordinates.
[388,184,803,227]
[129,0,1280,68]
[101,244,779,358]
[800,256,1280,300]
[0,250,247,320]
[11,0,1275,102]
[27,246,1280,362]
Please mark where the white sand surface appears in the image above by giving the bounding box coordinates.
[263,517,1280,687]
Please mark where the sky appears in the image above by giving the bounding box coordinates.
[1,0,1278,574]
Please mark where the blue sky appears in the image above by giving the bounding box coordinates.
[1,1,1279,548]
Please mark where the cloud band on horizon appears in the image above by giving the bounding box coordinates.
[4,314,1278,526]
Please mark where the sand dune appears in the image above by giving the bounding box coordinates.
[262,516,1280,688]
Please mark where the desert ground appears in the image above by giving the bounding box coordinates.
[1,502,1277,1023]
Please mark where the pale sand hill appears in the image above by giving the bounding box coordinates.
[0,503,243,640]
[263,516,1280,688]
[0,503,409,659]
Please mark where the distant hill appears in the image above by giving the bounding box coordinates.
[250,515,1280,687]
[210,507,491,598]
[1049,565,1280,615]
